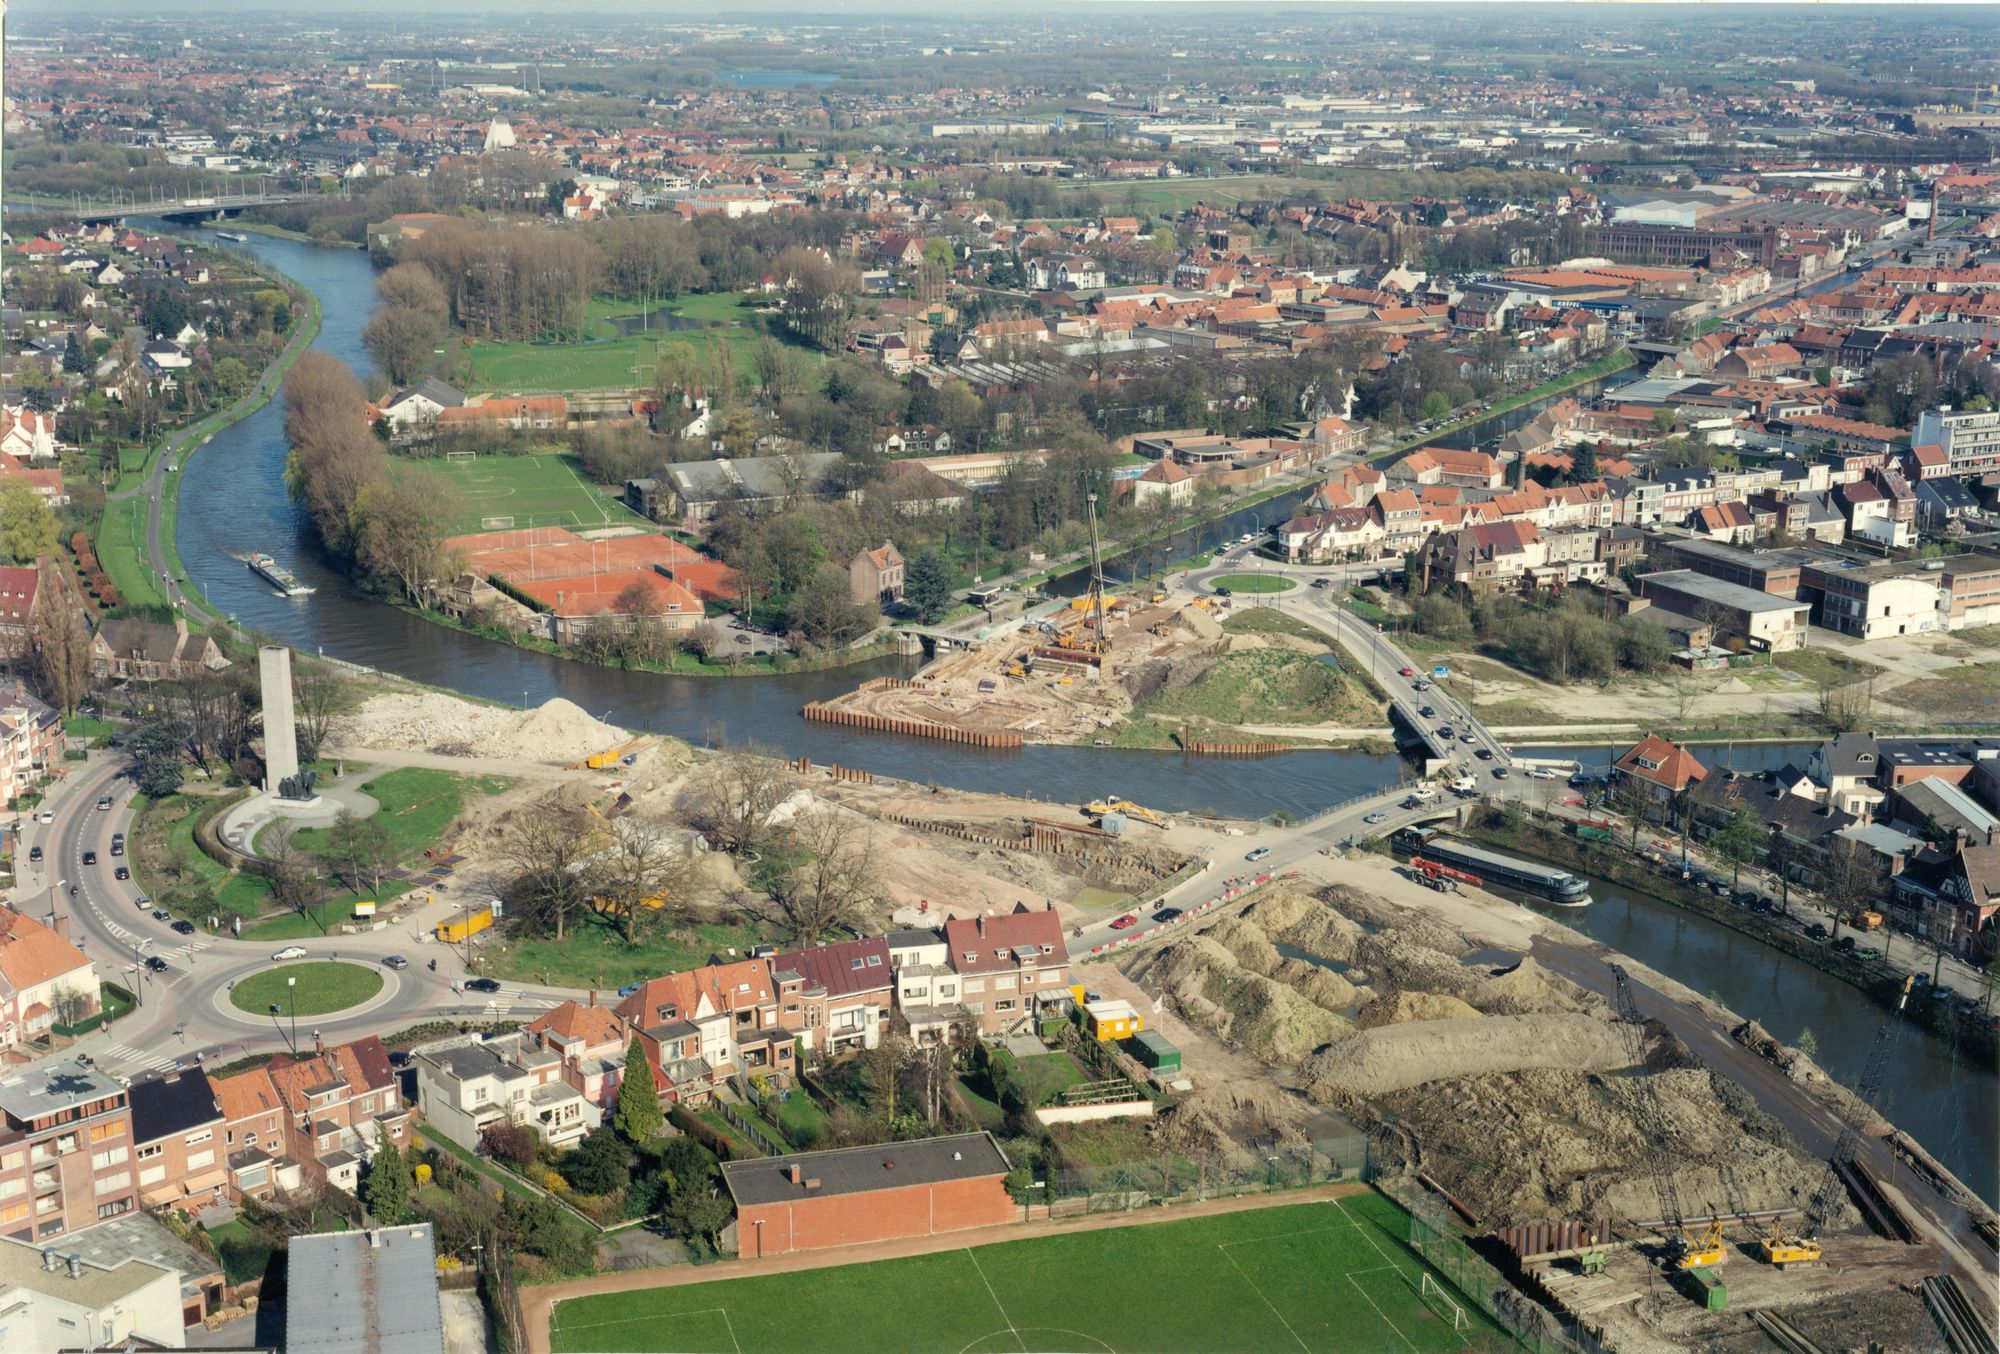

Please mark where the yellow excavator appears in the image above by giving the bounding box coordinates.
[1085,798,1168,828]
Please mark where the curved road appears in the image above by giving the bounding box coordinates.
[21,751,589,1079]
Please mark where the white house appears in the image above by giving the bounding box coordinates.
[0,1235,187,1352]
[379,378,466,430]
[0,907,99,1051]
[1027,254,1107,292]
[411,1031,594,1152]
[0,408,59,461]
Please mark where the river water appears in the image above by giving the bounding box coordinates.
[171,226,1997,1203]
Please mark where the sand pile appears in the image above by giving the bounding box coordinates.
[1355,990,1483,1029]
[1355,931,1481,1000]
[1469,956,1591,1015]
[1137,935,1351,1063]
[1153,1081,1311,1161]
[1241,884,1366,964]
[1300,1012,1634,1099]
[334,692,630,765]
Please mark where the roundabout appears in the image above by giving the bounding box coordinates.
[229,961,385,1017]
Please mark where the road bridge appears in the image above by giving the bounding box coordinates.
[8,191,315,224]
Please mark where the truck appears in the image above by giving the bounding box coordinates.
[435,903,497,943]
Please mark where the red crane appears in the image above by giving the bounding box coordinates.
[1411,856,1484,888]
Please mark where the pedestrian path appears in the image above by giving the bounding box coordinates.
[97,1040,192,1077]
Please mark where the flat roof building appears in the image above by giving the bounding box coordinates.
[286,1224,445,1354]
[1635,569,1811,651]
[0,1228,186,1350]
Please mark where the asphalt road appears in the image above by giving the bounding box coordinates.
[22,751,590,1079]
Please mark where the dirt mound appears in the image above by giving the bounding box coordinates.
[1136,935,1350,1063]
[1355,931,1481,999]
[1375,1065,1845,1227]
[1242,885,1365,965]
[1468,956,1591,1015]
[1301,1013,1634,1099]
[1355,991,1483,1029]
[335,691,636,766]
[1154,1081,1311,1159]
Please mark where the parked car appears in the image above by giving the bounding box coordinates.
[382,955,409,970]
[37,809,53,824]
[114,866,130,881]
[1245,846,1271,862]
[618,982,643,997]
[1526,768,1557,780]
[152,909,170,922]
[170,920,195,936]
[145,956,169,973]
[1152,907,1183,923]
[1110,914,1139,930]
[1806,923,1828,940]
[464,977,502,994]
[1933,985,1958,1004]
[1363,811,1390,825]
[271,946,308,961]
[1832,935,1856,953]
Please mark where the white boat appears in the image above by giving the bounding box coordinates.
[248,552,314,596]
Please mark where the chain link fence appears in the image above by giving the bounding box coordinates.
[1038,1135,1371,1220]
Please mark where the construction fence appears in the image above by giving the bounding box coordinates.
[1035,1136,1372,1221]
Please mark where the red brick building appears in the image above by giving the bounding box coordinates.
[722,1132,1015,1258]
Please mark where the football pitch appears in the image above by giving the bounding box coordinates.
[408,452,651,536]
[548,1194,1507,1354]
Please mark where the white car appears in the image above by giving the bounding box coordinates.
[1525,768,1558,780]
[271,946,308,961]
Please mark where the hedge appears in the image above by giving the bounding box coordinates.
[487,573,553,614]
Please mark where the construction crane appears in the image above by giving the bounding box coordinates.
[1410,857,1483,891]
[1610,966,1728,1272]
[1082,490,1112,655]
[1759,975,1915,1269]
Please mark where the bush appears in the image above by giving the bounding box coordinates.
[480,1121,538,1167]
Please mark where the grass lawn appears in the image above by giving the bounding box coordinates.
[289,767,506,866]
[486,910,776,990]
[955,1078,1005,1131]
[696,1109,767,1158]
[1135,644,1378,729]
[402,452,653,536]
[995,1049,1088,1107]
[1209,572,1295,594]
[96,497,169,611]
[132,791,275,920]
[1771,647,1883,689]
[229,961,383,1016]
[776,1091,830,1149]
[458,292,805,394]
[239,886,414,941]
[1890,661,2000,725]
[549,1192,1500,1353]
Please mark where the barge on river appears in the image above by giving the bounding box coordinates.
[248,552,314,596]
[1393,827,1591,906]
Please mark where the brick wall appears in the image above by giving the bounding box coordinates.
[739,1175,1015,1256]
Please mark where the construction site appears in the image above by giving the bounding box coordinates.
[1106,861,1999,1354]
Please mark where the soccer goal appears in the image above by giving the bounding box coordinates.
[479,515,516,530]
[444,449,478,465]
[1420,1273,1467,1331]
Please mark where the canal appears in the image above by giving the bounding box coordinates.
[167,225,1995,1203]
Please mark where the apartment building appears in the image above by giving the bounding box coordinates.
[942,903,1072,1036]
[0,1232,186,1352]
[0,1059,138,1243]
[1913,406,2000,479]
[1801,560,1943,640]
[128,1071,227,1214]
[0,681,62,811]
[1940,556,2000,630]
[411,1032,594,1154]
[0,907,98,1053]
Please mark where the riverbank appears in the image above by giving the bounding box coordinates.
[1378,346,1637,461]
[414,603,902,678]
[1461,812,1999,1064]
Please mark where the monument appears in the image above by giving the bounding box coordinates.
[258,646,301,795]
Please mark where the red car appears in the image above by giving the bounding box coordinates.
[1398,666,1416,677]
[1110,913,1139,930]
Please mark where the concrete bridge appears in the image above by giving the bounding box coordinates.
[9,191,315,224]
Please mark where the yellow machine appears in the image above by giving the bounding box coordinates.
[1149,590,1168,604]
[1674,1219,1728,1270]
[1757,1220,1822,1269]
[1085,798,1168,827]
[435,904,495,943]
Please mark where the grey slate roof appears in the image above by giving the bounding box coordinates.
[721,1131,1010,1207]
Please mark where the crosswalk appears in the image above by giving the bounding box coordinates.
[97,1040,193,1078]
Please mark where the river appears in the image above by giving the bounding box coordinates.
[169,225,1996,1203]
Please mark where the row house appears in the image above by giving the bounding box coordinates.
[0,908,97,1054]
[1278,507,1381,563]
[614,957,794,1102]
[1389,446,1505,490]
[128,1070,227,1214]
[211,1038,408,1200]
[0,1059,137,1243]
[411,1032,594,1155]
[772,936,894,1057]
[938,903,1071,1038]
[1892,835,1999,961]
[525,999,630,1119]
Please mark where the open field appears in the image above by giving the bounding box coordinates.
[458,292,807,393]
[97,497,169,610]
[229,961,382,1016]
[405,453,652,535]
[549,1193,1499,1353]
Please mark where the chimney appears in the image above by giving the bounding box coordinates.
[804,1177,821,1191]
[368,1229,382,1249]
[40,1248,58,1273]
[65,1254,83,1280]
[587,989,596,1008]
[313,1031,325,1057]
[787,1164,802,1185]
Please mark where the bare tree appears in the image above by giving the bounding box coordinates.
[352,465,460,604]
[588,818,699,944]
[681,748,788,856]
[1816,676,1873,735]
[263,824,323,921]
[293,666,344,764]
[769,805,877,945]
[324,810,395,899]
[500,793,600,941]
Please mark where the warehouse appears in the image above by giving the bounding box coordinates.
[1634,569,1811,651]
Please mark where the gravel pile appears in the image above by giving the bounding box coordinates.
[335,692,629,765]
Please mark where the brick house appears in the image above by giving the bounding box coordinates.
[0,1058,138,1242]
[214,1040,408,1198]
[615,958,797,1099]
[722,1132,1015,1258]
[772,936,894,1056]
[526,999,632,1117]
[90,617,227,683]
[943,904,1071,1037]
[0,567,36,661]
[1612,734,1710,813]
[849,543,904,607]
[0,907,98,1053]
[128,1070,228,1213]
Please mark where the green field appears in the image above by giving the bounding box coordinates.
[229,961,383,1016]
[459,292,801,393]
[405,453,652,535]
[96,497,169,610]
[549,1194,1500,1353]
[1210,572,1295,594]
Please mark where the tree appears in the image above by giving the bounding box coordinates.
[0,480,57,564]
[61,332,87,375]
[324,810,394,898]
[613,1035,662,1145]
[130,717,186,798]
[293,666,342,764]
[1816,677,1873,735]
[362,306,444,387]
[561,1127,632,1197]
[789,565,873,648]
[262,824,323,921]
[352,465,458,604]
[658,1173,732,1248]
[1568,441,1599,484]
[902,548,952,624]
[681,749,786,855]
[364,1139,412,1224]
[770,806,876,945]
[502,793,599,940]
[1711,806,1765,888]
[29,563,93,718]
[481,1121,539,1167]
[589,818,697,944]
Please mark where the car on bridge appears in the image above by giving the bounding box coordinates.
[1474,748,1493,760]
[1363,811,1389,824]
